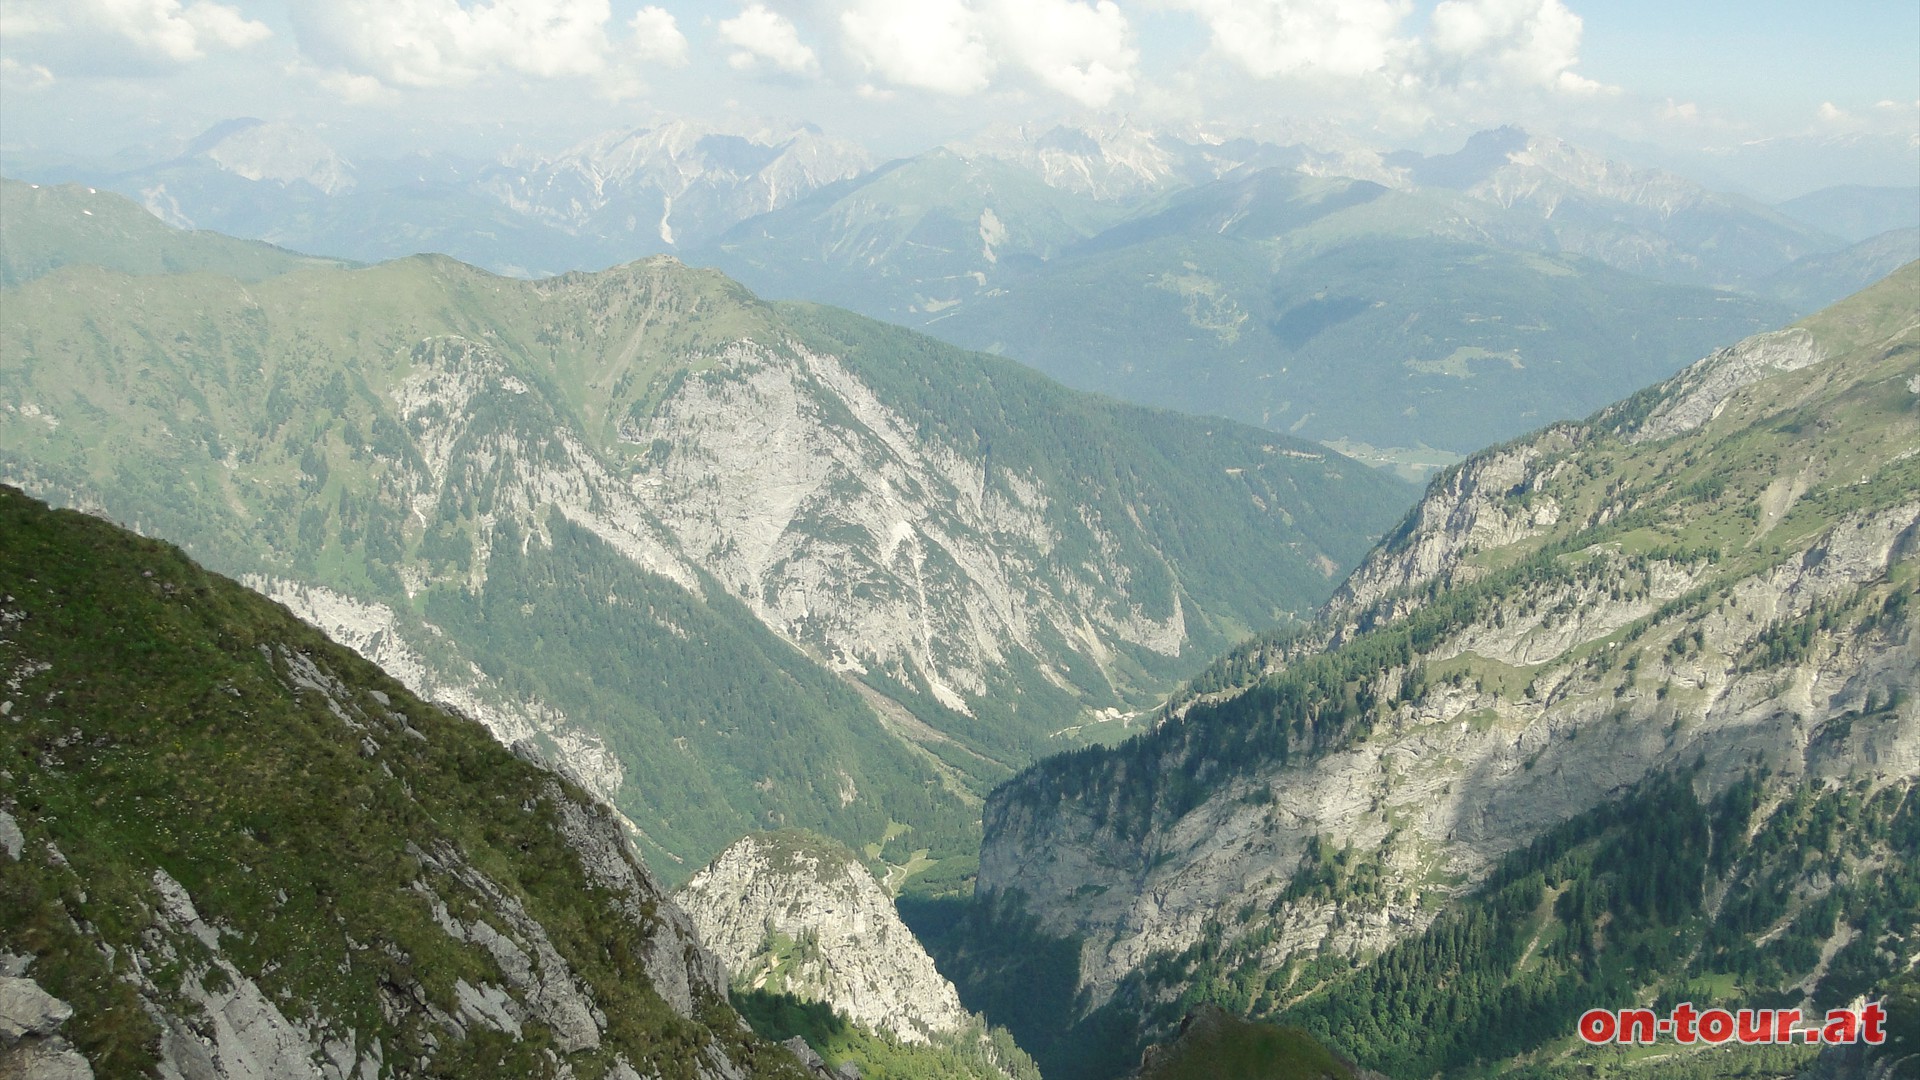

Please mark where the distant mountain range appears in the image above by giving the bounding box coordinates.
[702,125,1915,466]
[13,118,1915,475]
[31,117,870,277]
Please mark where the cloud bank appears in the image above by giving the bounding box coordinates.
[0,0,271,71]
[285,0,686,94]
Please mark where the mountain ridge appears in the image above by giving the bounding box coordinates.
[0,190,1409,884]
[964,262,1920,1078]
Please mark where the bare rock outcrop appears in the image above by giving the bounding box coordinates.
[678,832,969,1044]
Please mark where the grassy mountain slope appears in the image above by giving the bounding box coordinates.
[0,255,965,881]
[734,990,1042,1080]
[0,177,343,286]
[0,199,1409,884]
[963,263,1919,1078]
[0,484,813,1079]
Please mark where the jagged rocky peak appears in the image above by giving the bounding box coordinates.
[677,831,971,1044]
[185,117,357,195]
[485,119,872,244]
[1393,124,1701,210]
[953,116,1399,200]
[977,263,1920,1014]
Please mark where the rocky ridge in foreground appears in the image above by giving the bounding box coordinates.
[0,484,822,1079]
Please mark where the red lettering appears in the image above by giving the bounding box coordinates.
[1672,1002,1699,1044]
[1578,1009,1616,1044]
[1823,1009,1859,1044]
[1699,1008,1735,1044]
[1737,1009,1772,1044]
[1776,1009,1803,1043]
[1618,1008,1656,1044]
[1862,1001,1887,1045]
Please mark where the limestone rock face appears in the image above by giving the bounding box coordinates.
[985,500,1920,1000]
[678,832,970,1044]
[484,121,873,248]
[978,276,1920,1007]
[630,340,1189,704]
[0,971,94,1080]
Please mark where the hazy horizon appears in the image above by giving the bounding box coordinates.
[2,0,1916,201]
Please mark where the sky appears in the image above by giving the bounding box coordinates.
[1,0,1915,198]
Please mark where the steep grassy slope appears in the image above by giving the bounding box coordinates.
[0,485,813,1079]
[0,177,344,286]
[0,199,1408,884]
[965,264,1919,1078]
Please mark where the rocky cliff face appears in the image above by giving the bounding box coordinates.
[954,119,1402,203]
[677,833,970,1045]
[485,121,872,248]
[977,264,1920,1015]
[1323,324,1831,625]
[0,486,816,1079]
[1449,129,1836,287]
[630,339,1184,709]
[0,962,94,1080]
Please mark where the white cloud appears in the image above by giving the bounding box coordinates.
[629,5,689,65]
[1167,0,1409,80]
[985,0,1136,106]
[1,0,270,66]
[308,65,394,104]
[839,0,995,96]
[1658,98,1699,123]
[287,0,686,92]
[1427,0,1606,93]
[718,4,818,75]
[834,0,1137,105]
[0,55,56,89]
[1153,0,1607,109]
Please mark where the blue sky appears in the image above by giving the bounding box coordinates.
[2,0,1914,197]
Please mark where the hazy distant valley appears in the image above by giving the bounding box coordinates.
[2,108,1917,1080]
[13,117,1915,475]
